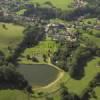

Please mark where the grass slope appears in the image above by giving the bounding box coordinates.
[93,87,100,100]
[16,9,26,15]
[20,38,58,64]
[0,90,28,100]
[29,0,74,10]
[83,34,100,48]
[0,23,24,56]
[65,57,100,95]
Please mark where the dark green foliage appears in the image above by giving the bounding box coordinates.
[68,46,92,79]
[26,54,31,60]
[43,54,47,62]
[60,84,80,100]
[96,48,100,57]
[31,56,39,62]
[0,51,5,65]
[7,24,45,64]
[0,64,31,91]
[0,51,5,59]
[45,95,54,100]
[2,24,7,30]
[80,73,100,100]
[51,41,78,71]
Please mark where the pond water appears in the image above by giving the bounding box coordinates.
[18,64,59,87]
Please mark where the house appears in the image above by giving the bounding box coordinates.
[45,22,78,42]
[94,25,100,30]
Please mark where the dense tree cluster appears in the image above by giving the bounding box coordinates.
[23,0,100,21]
[68,46,92,79]
[51,41,78,71]
[0,64,32,92]
[0,51,5,65]
[23,3,61,20]
[7,24,45,64]
[52,35,99,79]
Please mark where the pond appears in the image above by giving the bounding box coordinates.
[18,64,59,87]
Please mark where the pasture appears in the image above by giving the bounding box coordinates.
[0,23,24,56]
[64,57,100,95]
[20,38,59,63]
[93,87,100,100]
[83,34,100,48]
[16,9,26,15]
[0,90,28,100]
[29,0,74,10]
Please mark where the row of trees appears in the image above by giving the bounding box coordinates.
[51,41,79,71]
[52,35,100,79]
[7,24,45,64]
[0,50,32,92]
[80,73,100,100]
[60,84,80,100]
[23,1,100,21]
[68,46,92,79]
[0,51,5,65]
[0,64,32,92]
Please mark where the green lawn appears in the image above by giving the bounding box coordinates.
[16,9,26,15]
[29,0,74,10]
[93,87,100,100]
[64,57,100,95]
[83,34,100,48]
[0,90,29,100]
[90,87,100,100]
[82,18,98,25]
[0,23,24,56]
[20,38,59,64]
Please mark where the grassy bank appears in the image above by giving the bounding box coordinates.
[29,0,74,10]
[0,90,28,100]
[64,57,100,95]
[20,38,59,64]
[0,23,24,56]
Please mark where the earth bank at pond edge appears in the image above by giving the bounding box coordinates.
[17,64,64,89]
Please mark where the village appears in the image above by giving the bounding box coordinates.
[0,0,100,100]
[0,0,100,43]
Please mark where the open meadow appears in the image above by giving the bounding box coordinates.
[0,23,24,56]
[64,57,100,95]
[29,0,74,10]
[20,38,59,64]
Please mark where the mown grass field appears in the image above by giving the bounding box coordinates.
[20,38,59,64]
[0,90,28,100]
[90,86,100,100]
[64,57,100,95]
[0,23,24,56]
[29,0,74,10]
[93,87,100,100]
[82,18,98,25]
[83,34,100,48]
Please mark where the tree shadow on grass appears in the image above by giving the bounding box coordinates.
[0,82,33,94]
[73,56,95,80]
[0,83,24,90]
